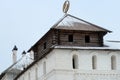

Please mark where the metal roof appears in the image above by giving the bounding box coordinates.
[0,53,33,80]
[52,14,111,32]
[28,14,111,52]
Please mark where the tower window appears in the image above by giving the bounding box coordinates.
[68,35,73,42]
[72,55,78,69]
[92,55,97,70]
[43,61,46,74]
[35,67,38,80]
[85,35,90,43]
[43,42,46,49]
[28,72,31,80]
[22,77,24,80]
[111,55,116,70]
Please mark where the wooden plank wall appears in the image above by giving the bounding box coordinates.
[58,30,104,47]
[33,29,105,60]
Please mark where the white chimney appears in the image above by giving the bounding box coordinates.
[30,50,34,60]
[12,45,18,64]
[22,51,26,57]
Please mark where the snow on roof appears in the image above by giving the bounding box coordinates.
[53,40,120,50]
[0,53,33,79]
[104,40,120,49]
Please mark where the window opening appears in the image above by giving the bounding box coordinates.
[28,72,31,80]
[35,67,38,80]
[92,55,97,69]
[72,55,78,69]
[85,35,90,43]
[22,77,24,80]
[44,42,46,49]
[111,55,116,70]
[43,61,46,74]
[73,58,75,69]
[68,35,73,42]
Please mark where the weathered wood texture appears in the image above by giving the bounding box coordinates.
[57,30,105,47]
[33,30,55,60]
[32,29,106,60]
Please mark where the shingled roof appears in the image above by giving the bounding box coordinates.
[52,14,111,32]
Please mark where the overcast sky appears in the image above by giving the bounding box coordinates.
[0,0,120,73]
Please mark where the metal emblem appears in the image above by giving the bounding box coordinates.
[63,0,70,13]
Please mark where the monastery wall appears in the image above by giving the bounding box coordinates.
[17,48,120,80]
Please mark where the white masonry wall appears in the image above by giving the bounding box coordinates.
[17,48,120,80]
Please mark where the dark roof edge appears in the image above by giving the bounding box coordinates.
[107,40,120,43]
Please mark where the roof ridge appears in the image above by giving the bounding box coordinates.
[51,14,111,32]
[51,14,68,28]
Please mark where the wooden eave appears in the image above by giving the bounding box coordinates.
[28,14,111,52]
[28,29,54,52]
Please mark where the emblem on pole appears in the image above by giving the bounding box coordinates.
[63,0,70,13]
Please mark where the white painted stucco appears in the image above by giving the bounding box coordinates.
[17,47,120,80]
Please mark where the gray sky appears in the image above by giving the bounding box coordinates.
[0,0,120,73]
